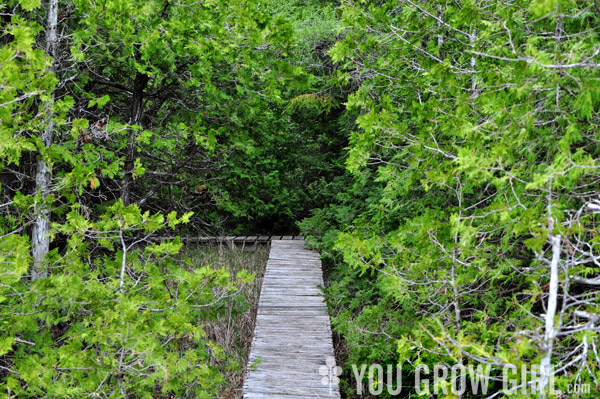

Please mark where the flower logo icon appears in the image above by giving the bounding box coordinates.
[319,356,342,393]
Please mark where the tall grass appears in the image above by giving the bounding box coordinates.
[175,243,268,398]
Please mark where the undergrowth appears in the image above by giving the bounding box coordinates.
[175,244,268,399]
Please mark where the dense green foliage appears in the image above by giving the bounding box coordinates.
[301,0,600,397]
[4,0,600,397]
[0,0,317,396]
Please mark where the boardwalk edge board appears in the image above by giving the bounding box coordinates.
[151,235,305,248]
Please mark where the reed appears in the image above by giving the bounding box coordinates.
[176,244,269,398]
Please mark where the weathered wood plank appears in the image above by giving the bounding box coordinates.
[243,239,340,398]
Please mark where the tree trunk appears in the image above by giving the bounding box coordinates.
[539,186,560,396]
[540,234,561,396]
[120,72,148,206]
[31,0,59,279]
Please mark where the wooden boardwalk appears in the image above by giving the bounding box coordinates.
[154,235,302,250]
[244,239,341,398]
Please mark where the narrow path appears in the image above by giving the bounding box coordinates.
[243,239,341,398]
